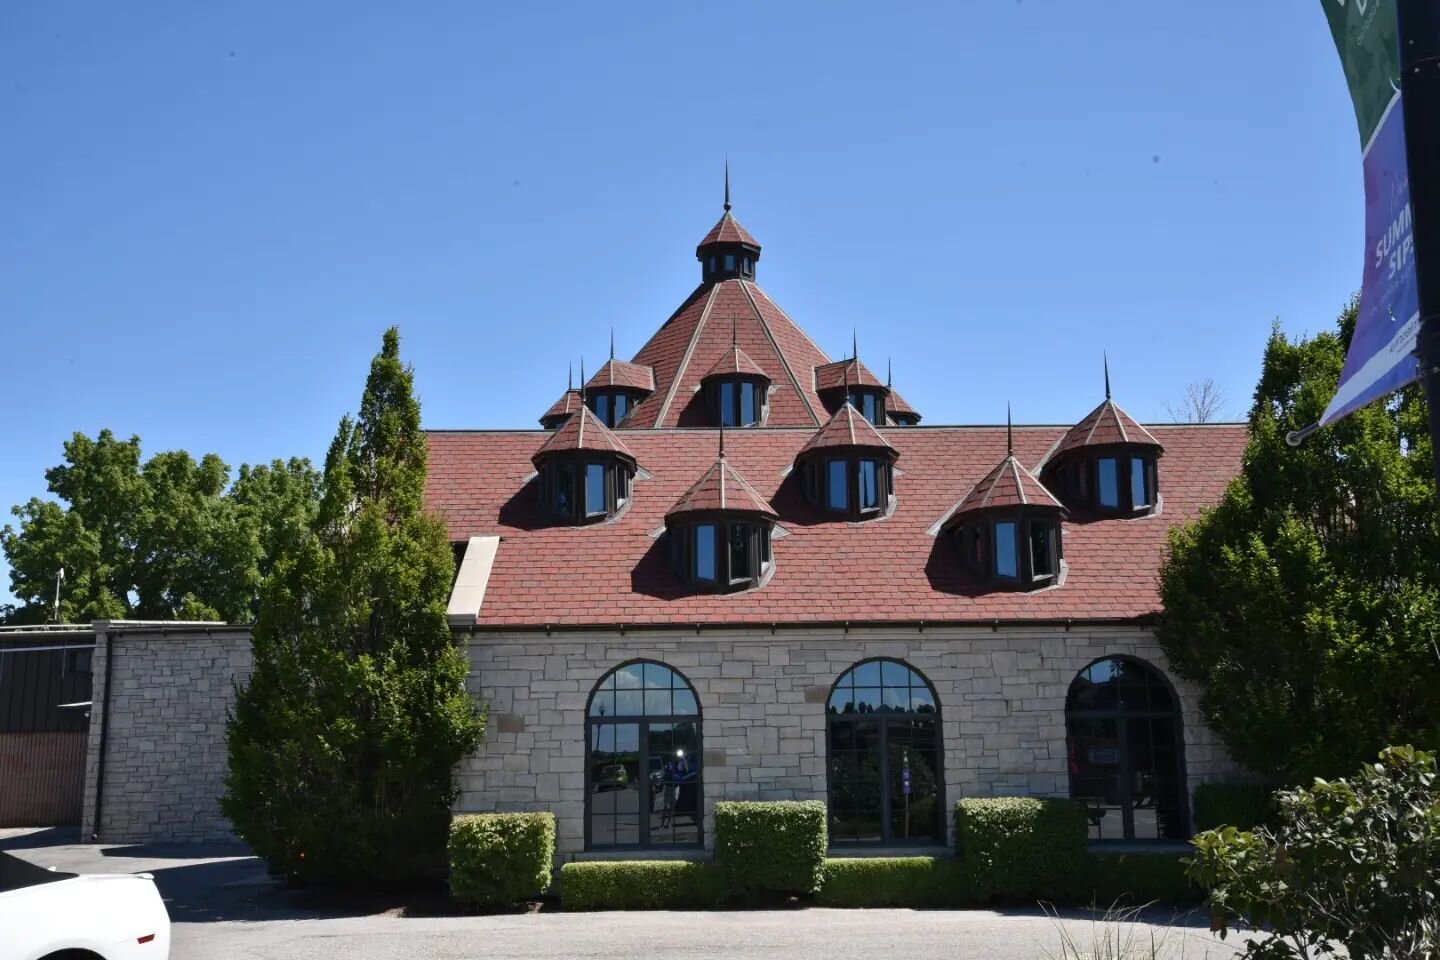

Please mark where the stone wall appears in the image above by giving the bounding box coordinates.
[81,622,252,843]
[456,624,1240,859]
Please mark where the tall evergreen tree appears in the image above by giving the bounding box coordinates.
[223,328,484,887]
[1158,302,1440,782]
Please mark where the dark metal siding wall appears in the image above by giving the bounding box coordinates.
[0,634,94,826]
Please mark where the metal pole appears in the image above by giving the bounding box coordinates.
[1398,0,1440,495]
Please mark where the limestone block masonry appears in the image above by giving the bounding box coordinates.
[81,623,252,844]
[455,624,1240,859]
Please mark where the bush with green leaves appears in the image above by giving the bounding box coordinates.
[560,860,726,910]
[1193,782,1275,833]
[816,857,983,908]
[223,329,486,888]
[954,797,1088,902]
[713,800,827,899]
[448,813,555,908]
[1086,852,1198,907]
[1158,306,1440,784]
[1187,745,1440,958]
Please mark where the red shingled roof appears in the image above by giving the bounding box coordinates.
[702,345,770,382]
[1052,398,1162,458]
[531,407,636,465]
[948,455,1063,518]
[540,389,582,427]
[586,358,656,393]
[666,453,777,521]
[887,389,921,423]
[699,211,759,248]
[800,403,897,456]
[427,423,1246,626]
[626,280,830,429]
[815,358,886,392]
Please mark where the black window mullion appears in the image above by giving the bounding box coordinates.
[877,721,891,843]
[639,721,651,848]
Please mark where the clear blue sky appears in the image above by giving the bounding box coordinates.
[1,2,1360,603]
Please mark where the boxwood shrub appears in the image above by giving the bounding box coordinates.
[954,797,1088,902]
[817,857,984,908]
[713,800,827,898]
[560,860,727,910]
[449,812,556,907]
[1193,782,1276,832]
[1086,852,1199,906]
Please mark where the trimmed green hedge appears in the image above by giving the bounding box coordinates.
[559,861,728,910]
[816,857,984,908]
[714,800,827,898]
[1087,852,1199,906]
[955,797,1089,902]
[449,813,556,907]
[1193,782,1276,832]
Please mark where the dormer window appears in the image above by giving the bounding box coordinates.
[1041,381,1164,517]
[796,404,899,522]
[531,407,638,526]
[665,451,777,593]
[589,390,634,428]
[942,449,1065,592]
[583,359,656,428]
[702,345,771,428]
[670,518,772,590]
[848,389,886,426]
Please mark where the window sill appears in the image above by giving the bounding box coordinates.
[573,847,711,862]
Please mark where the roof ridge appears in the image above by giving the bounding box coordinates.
[751,283,834,367]
[1112,400,1130,443]
[1012,457,1028,506]
[654,284,721,427]
[740,280,820,426]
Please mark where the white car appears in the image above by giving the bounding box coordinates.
[0,851,170,960]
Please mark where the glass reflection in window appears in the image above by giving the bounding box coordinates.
[556,464,574,515]
[585,463,606,516]
[694,524,716,581]
[827,459,849,510]
[728,523,751,581]
[1098,458,1119,508]
[1029,521,1055,578]
[740,382,758,425]
[724,254,736,272]
[1131,458,1150,507]
[995,521,1018,578]
[860,459,880,511]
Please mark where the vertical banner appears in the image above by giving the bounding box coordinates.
[1317,0,1419,428]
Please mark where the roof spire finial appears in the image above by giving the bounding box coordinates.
[887,357,893,389]
[723,157,731,212]
[732,313,738,349]
[718,410,726,460]
[852,328,858,361]
[1104,352,1112,400]
[610,327,615,360]
[1007,403,1014,457]
[580,356,586,406]
[568,362,573,392]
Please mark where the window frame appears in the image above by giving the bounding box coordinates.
[670,516,772,592]
[538,455,634,524]
[1048,451,1159,515]
[1064,655,1188,842]
[956,512,1063,589]
[707,377,767,427]
[584,660,704,852]
[803,452,894,521]
[845,387,887,426]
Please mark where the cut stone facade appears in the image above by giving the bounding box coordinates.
[81,622,251,844]
[456,623,1238,859]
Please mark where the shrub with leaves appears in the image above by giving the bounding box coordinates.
[560,860,726,910]
[449,813,555,908]
[954,797,1088,902]
[223,328,486,888]
[1187,745,1440,958]
[713,800,827,899]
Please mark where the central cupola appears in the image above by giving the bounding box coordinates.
[696,164,761,284]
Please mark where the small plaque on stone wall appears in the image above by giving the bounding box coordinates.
[496,714,526,734]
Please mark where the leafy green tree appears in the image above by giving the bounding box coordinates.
[2,432,320,624]
[223,327,485,888]
[1158,302,1440,782]
[1188,746,1440,958]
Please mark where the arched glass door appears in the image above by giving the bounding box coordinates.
[586,661,702,850]
[1066,656,1186,841]
[826,659,943,845]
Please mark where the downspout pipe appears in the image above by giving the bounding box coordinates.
[90,628,114,843]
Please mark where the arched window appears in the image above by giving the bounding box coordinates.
[826,659,943,846]
[587,661,702,850]
[1066,657,1186,841]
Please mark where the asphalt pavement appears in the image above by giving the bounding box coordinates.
[2,827,1244,960]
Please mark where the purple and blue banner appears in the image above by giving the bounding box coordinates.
[1317,0,1419,428]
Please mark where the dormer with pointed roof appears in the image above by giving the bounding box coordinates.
[943,410,1066,590]
[700,321,773,427]
[697,163,761,284]
[540,388,583,430]
[665,439,777,593]
[585,336,656,427]
[532,406,638,524]
[886,360,922,426]
[796,403,899,521]
[1041,359,1164,517]
[815,337,890,425]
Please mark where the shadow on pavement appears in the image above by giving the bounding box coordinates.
[0,827,81,850]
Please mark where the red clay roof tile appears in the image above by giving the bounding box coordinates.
[815,358,886,392]
[887,389,921,422]
[531,407,636,465]
[948,456,1063,518]
[1053,399,1162,457]
[586,359,656,393]
[702,345,770,381]
[799,404,897,457]
[539,389,582,427]
[665,454,777,521]
[698,211,759,248]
